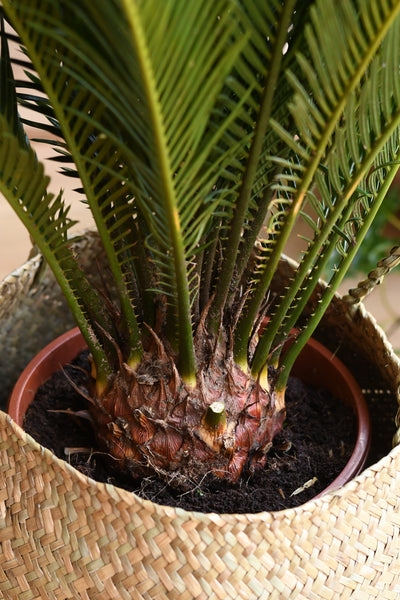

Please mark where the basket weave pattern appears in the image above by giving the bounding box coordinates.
[1,417,400,600]
[0,232,399,599]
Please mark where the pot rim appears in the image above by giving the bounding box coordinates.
[296,335,371,499]
[8,326,371,503]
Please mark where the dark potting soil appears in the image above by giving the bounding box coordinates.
[23,351,357,513]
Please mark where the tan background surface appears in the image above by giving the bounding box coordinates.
[0,40,95,280]
[0,136,94,279]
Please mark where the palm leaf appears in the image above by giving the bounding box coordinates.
[3,0,400,388]
[2,0,265,379]
[234,0,400,370]
[0,109,115,380]
[250,14,400,377]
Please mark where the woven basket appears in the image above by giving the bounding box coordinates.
[0,231,400,600]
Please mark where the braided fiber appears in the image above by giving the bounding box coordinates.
[0,232,399,599]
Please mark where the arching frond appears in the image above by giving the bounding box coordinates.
[2,0,256,379]
[250,15,400,378]
[234,0,400,370]
[0,111,115,379]
[2,0,400,390]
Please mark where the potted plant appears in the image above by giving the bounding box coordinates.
[1,0,400,598]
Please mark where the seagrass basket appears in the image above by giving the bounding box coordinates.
[0,231,400,600]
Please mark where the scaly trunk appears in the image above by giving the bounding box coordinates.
[89,325,286,487]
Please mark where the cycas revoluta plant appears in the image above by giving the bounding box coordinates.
[1,0,400,487]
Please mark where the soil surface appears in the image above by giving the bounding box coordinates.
[24,351,357,513]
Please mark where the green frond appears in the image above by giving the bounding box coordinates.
[208,0,298,329]
[234,0,400,371]
[3,0,248,378]
[253,76,400,380]
[0,111,113,380]
[2,0,148,367]
[276,153,400,391]
[2,0,400,392]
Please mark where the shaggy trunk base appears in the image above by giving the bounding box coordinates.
[23,352,358,512]
[90,332,285,487]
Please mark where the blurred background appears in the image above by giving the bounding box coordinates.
[0,36,94,281]
[0,135,94,279]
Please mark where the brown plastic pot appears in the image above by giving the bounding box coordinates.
[8,326,371,500]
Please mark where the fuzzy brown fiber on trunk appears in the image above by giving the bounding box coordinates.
[89,328,285,487]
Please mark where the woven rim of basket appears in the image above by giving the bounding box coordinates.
[2,408,400,526]
[1,230,400,523]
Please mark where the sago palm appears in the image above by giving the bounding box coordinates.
[1,0,400,487]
